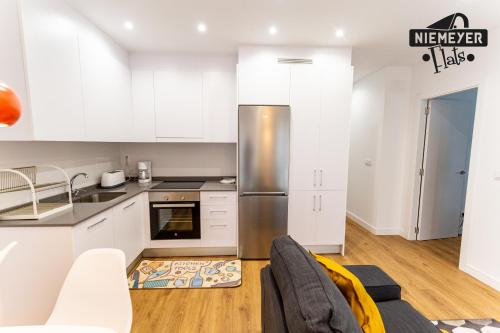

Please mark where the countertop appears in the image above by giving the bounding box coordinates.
[0,179,236,228]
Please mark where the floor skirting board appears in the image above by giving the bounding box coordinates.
[347,211,401,236]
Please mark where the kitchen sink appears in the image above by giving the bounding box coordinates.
[73,192,126,203]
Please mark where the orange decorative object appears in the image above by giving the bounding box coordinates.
[0,83,22,127]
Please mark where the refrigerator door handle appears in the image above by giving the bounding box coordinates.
[313,170,317,187]
[320,170,323,186]
[319,195,322,211]
[241,192,287,196]
[313,195,316,211]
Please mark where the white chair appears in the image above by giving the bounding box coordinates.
[46,249,132,333]
[0,241,17,325]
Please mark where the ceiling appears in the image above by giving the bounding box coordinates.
[67,0,500,80]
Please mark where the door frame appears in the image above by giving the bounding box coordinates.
[410,86,480,242]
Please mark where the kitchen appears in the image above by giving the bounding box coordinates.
[0,0,351,329]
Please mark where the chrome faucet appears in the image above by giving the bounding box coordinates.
[70,172,88,197]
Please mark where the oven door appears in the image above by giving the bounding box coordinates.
[149,202,201,240]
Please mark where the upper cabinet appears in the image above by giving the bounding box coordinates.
[237,63,290,105]
[203,71,237,142]
[130,69,237,143]
[0,0,132,142]
[155,71,204,139]
[78,24,133,142]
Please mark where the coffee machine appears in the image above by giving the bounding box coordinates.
[137,161,152,184]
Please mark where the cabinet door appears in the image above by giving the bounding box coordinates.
[0,0,32,140]
[78,23,133,141]
[288,191,317,245]
[113,196,144,266]
[155,71,203,139]
[238,64,290,105]
[73,210,114,259]
[131,71,156,142]
[318,66,353,190]
[203,72,237,142]
[289,65,321,190]
[20,0,86,141]
[314,191,346,245]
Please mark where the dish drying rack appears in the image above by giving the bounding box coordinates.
[0,165,73,220]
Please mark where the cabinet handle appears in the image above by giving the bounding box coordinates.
[209,195,228,199]
[123,201,136,210]
[209,210,228,213]
[319,195,322,212]
[320,170,323,186]
[209,224,228,227]
[313,170,317,187]
[88,218,107,230]
[313,195,316,211]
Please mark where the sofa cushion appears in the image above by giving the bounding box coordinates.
[313,254,386,333]
[345,265,401,302]
[270,236,362,333]
[377,300,440,333]
[261,265,288,333]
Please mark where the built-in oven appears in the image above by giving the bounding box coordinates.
[149,192,200,240]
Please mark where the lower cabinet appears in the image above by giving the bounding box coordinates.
[200,192,237,248]
[72,193,146,266]
[112,196,145,266]
[288,190,346,252]
[73,210,114,258]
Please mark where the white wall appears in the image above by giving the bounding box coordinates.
[348,67,412,235]
[0,142,121,209]
[119,143,236,177]
[398,28,499,290]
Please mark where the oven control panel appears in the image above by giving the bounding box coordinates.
[149,191,200,202]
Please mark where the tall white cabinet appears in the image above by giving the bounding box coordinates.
[238,48,353,253]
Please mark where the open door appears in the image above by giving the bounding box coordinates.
[416,90,476,240]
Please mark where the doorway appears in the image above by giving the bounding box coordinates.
[416,88,477,241]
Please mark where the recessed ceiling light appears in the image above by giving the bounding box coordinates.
[197,23,207,33]
[335,29,345,38]
[269,26,278,35]
[124,21,134,31]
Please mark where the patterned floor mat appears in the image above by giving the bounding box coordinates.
[128,259,241,289]
[432,319,500,332]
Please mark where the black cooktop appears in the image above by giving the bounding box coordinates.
[151,181,204,190]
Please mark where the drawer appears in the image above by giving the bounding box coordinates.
[201,191,237,206]
[201,205,236,220]
[201,218,236,247]
[72,210,114,258]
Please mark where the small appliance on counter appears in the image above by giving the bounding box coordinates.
[100,170,126,188]
[138,161,152,184]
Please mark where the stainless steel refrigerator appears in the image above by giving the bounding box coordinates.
[238,105,290,259]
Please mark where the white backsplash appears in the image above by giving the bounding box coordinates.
[119,143,237,177]
[0,142,121,210]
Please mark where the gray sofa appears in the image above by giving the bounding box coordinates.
[261,236,439,333]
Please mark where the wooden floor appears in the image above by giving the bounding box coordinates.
[130,220,500,332]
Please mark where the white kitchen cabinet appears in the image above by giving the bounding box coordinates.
[288,190,346,249]
[289,66,321,191]
[72,210,114,259]
[314,191,346,245]
[19,0,86,141]
[113,196,145,266]
[155,71,204,139]
[200,191,237,248]
[203,72,237,142]
[78,23,133,142]
[238,63,291,105]
[0,0,33,141]
[317,67,353,191]
[289,65,352,191]
[288,190,316,245]
[131,71,156,141]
